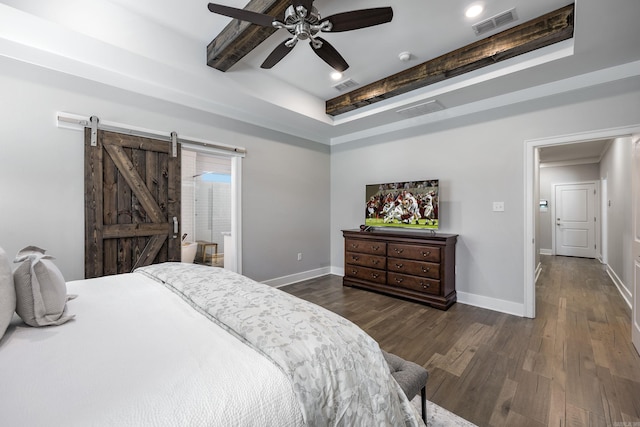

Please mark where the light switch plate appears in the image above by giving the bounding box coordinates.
[493,202,505,212]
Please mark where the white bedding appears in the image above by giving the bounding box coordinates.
[0,272,304,426]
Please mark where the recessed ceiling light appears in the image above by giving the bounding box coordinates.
[331,72,343,80]
[465,4,484,18]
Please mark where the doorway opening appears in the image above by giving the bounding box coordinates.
[525,125,640,318]
[181,147,242,273]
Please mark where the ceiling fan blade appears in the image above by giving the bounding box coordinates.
[310,37,349,72]
[322,7,393,32]
[261,40,295,69]
[207,3,275,27]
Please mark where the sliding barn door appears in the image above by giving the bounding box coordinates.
[85,129,181,278]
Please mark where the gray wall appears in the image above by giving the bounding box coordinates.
[599,137,633,295]
[330,79,640,313]
[0,56,330,282]
[1,52,639,314]
[538,163,600,253]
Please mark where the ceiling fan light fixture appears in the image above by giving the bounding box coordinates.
[331,71,343,80]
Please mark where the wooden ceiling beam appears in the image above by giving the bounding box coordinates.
[325,4,574,116]
[206,0,291,72]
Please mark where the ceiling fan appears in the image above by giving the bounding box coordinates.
[207,1,393,72]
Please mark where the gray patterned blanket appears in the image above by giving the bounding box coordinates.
[135,263,422,426]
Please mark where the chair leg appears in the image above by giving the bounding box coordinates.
[421,385,427,424]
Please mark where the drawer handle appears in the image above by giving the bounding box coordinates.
[394,277,403,284]
[372,246,380,250]
[422,266,430,273]
[372,259,379,265]
[420,282,431,289]
[394,248,404,254]
[351,269,358,275]
[351,255,359,261]
[371,273,379,279]
[422,251,431,257]
[395,263,403,269]
[351,243,359,249]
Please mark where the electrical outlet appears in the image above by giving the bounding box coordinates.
[493,202,505,212]
[297,253,303,261]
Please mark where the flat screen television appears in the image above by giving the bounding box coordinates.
[365,180,439,230]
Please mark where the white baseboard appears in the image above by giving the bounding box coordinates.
[539,249,552,255]
[262,267,332,288]
[332,266,345,277]
[456,291,525,317]
[264,260,630,319]
[268,266,525,317]
[606,264,632,309]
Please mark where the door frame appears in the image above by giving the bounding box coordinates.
[181,143,243,275]
[632,136,640,355]
[524,124,640,318]
[600,177,608,264]
[551,181,597,257]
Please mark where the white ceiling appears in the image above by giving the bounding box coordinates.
[0,0,639,146]
[539,139,611,165]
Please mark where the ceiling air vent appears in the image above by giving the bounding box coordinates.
[472,8,518,36]
[332,79,359,92]
[396,100,445,118]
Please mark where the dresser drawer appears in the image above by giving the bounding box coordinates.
[345,265,386,284]
[387,257,440,279]
[346,251,386,269]
[388,243,440,262]
[345,239,387,255]
[388,272,441,295]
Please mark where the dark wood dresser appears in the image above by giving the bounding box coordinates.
[342,229,458,310]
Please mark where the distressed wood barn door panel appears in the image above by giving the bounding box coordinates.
[85,129,181,278]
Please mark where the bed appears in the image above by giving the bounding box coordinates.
[0,251,424,426]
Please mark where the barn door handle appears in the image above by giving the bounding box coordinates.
[173,217,179,237]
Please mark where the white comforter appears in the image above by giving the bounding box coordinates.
[136,263,422,427]
[0,271,304,426]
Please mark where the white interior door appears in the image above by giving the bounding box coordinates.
[632,136,640,355]
[554,182,596,258]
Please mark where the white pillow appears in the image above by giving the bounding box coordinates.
[13,246,74,327]
[0,246,16,339]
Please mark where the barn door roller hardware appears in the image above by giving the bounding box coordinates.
[171,131,178,158]
[56,112,246,156]
[90,116,99,146]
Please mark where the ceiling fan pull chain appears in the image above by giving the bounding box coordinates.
[295,5,307,19]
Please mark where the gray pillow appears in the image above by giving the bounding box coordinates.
[13,247,74,327]
[0,246,17,339]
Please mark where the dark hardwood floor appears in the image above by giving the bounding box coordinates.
[281,255,640,427]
